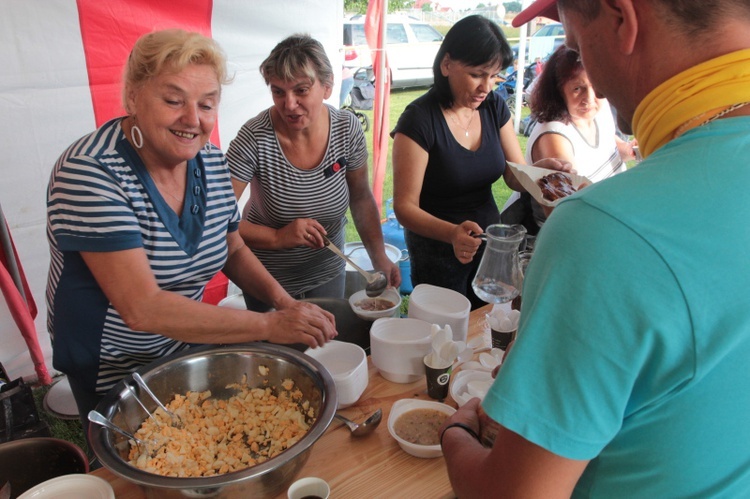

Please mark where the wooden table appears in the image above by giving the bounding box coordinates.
[91,305,492,498]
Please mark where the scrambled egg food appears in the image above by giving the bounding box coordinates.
[129,375,314,477]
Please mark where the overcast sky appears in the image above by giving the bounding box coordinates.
[435,0,507,12]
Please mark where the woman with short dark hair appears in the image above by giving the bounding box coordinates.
[227,34,399,311]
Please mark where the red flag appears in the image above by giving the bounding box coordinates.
[76,0,219,147]
[0,217,51,385]
[364,0,390,214]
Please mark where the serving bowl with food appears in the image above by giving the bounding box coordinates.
[387,399,456,458]
[89,343,337,498]
[348,287,401,321]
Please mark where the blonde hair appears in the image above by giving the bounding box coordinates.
[122,29,230,111]
[259,34,334,88]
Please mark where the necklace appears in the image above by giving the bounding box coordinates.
[159,186,184,204]
[448,109,476,137]
[673,101,750,139]
[151,176,185,205]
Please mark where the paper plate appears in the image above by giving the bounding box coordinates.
[42,377,79,419]
[507,161,591,208]
[18,474,114,499]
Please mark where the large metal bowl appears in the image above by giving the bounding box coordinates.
[90,343,337,498]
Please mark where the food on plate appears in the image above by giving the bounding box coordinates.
[393,408,450,445]
[355,297,396,312]
[128,378,314,477]
[537,172,577,201]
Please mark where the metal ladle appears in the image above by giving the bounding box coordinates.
[334,408,382,437]
[322,236,387,297]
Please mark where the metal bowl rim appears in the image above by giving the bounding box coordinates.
[90,343,337,488]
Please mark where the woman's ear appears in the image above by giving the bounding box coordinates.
[440,53,452,77]
[323,83,333,100]
[124,85,137,115]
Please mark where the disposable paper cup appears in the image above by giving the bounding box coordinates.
[423,354,451,400]
[490,328,516,350]
[287,476,330,499]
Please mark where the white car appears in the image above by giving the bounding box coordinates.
[343,15,444,89]
[512,22,565,62]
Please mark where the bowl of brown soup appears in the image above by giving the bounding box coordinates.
[348,287,402,321]
[387,399,456,458]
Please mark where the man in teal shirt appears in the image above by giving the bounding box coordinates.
[439,0,750,497]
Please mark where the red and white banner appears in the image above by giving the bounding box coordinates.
[0,0,343,380]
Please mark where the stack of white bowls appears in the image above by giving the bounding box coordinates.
[407,284,471,342]
[369,317,433,383]
[305,341,369,409]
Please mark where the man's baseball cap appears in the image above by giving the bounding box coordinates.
[512,0,560,27]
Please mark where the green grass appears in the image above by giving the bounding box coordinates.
[345,87,531,242]
[32,382,89,455]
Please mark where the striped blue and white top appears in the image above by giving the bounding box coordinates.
[46,117,240,394]
[227,105,368,296]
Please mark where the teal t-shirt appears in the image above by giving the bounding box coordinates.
[483,117,750,497]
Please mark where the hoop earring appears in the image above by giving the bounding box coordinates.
[130,119,144,149]
[204,141,212,153]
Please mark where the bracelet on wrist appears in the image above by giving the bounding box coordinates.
[440,422,480,447]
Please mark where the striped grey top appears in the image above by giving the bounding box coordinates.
[46,117,240,394]
[227,105,368,295]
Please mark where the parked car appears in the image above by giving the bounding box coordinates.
[343,14,444,89]
[511,22,564,62]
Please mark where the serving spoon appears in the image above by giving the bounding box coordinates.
[322,236,387,297]
[88,410,151,449]
[334,408,383,437]
[132,372,182,428]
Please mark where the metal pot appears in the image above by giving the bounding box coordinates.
[90,344,336,498]
[301,297,372,353]
[343,242,402,298]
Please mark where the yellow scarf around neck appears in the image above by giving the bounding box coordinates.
[632,48,750,158]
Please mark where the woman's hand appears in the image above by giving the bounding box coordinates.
[532,157,575,174]
[277,218,327,249]
[375,258,402,289]
[452,221,483,264]
[616,137,638,162]
[267,301,337,349]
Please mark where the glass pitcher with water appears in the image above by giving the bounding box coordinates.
[472,224,526,304]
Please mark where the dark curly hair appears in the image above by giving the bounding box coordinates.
[529,45,584,124]
[432,15,514,109]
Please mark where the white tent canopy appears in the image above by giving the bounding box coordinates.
[0,0,344,381]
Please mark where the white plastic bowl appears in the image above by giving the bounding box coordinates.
[18,474,114,499]
[305,341,368,409]
[370,317,432,383]
[387,399,456,458]
[349,288,401,321]
[407,284,471,342]
[450,369,494,407]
